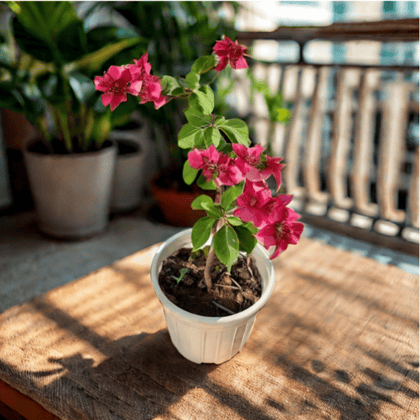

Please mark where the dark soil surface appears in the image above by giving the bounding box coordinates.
[158,247,262,317]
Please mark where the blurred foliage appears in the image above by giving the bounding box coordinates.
[0,1,148,152]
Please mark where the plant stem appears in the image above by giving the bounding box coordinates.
[34,116,53,153]
[203,184,223,292]
[57,111,72,153]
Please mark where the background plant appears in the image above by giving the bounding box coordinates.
[0,1,148,153]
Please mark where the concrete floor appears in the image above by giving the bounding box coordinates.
[1,208,418,313]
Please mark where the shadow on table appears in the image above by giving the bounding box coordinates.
[12,328,278,420]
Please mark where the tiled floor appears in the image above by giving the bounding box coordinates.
[1,208,418,313]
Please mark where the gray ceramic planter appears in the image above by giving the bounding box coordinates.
[109,125,149,213]
[23,141,117,239]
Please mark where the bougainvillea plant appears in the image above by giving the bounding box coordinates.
[95,36,304,292]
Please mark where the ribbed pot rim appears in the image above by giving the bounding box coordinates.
[150,228,276,326]
[23,139,117,159]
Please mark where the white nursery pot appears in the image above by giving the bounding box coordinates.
[150,229,275,364]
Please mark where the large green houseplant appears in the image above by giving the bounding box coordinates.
[0,1,147,237]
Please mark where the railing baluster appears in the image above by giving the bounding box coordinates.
[328,68,355,209]
[351,68,380,217]
[303,66,330,203]
[377,73,410,223]
[283,66,306,197]
[408,147,419,228]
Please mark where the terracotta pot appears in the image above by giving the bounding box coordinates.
[150,173,207,227]
[1,109,39,150]
[23,140,116,239]
[150,229,275,364]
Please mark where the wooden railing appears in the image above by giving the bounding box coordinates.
[236,19,419,255]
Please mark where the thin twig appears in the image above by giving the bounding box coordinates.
[212,301,235,315]
[230,277,244,293]
[215,284,240,290]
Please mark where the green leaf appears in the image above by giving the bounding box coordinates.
[191,194,214,210]
[191,55,216,74]
[241,222,259,235]
[202,202,222,219]
[192,217,216,251]
[185,71,200,91]
[37,72,69,105]
[11,2,80,64]
[161,75,183,96]
[71,38,143,74]
[203,126,221,148]
[276,108,292,123]
[213,115,226,127]
[218,119,251,146]
[227,216,243,226]
[56,20,89,62]
[12,18,55,63]
[197,174,217,190]
[178,123,202,149]
[182,160,198,185]
[172,268,189,285]
[214,225,239,272]
[189,85,214,114]
[234,226,257,254]
[221,182,244,210]
[68,72,96,103]
[184,106,211,128]
[191,194,221,218]
[86,25,139,48]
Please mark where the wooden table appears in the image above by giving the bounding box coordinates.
[0,237,418,420]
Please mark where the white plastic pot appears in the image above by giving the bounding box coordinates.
[150,229,275,364]
[23,141,116,239]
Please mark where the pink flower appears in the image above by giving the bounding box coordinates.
[256,206,304,259]
[138,74,168,109]
[261,156,285,191]
[94,65,142,111]
[188,145,244,187]
[213,36,248,71]
[232,144,285,190]
[234,180,273,227]
[128,53,168,110]
[128,52,152,79]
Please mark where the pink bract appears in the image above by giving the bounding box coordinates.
[94,65,142,111]
[232,143,284,190]
[262,156,285,191]
[234,180,273,227]
[138,74,168,109]
[213,36,248,71]
[128,52,152,79]
[256,206,304,259]
[128,54,168,110]
[188,146,243,187]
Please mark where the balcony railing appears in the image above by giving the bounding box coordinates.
[236,19,419,255]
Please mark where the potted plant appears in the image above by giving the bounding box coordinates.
[108,106,151,213]
[0,1,147,238]
[95,37,305,363]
